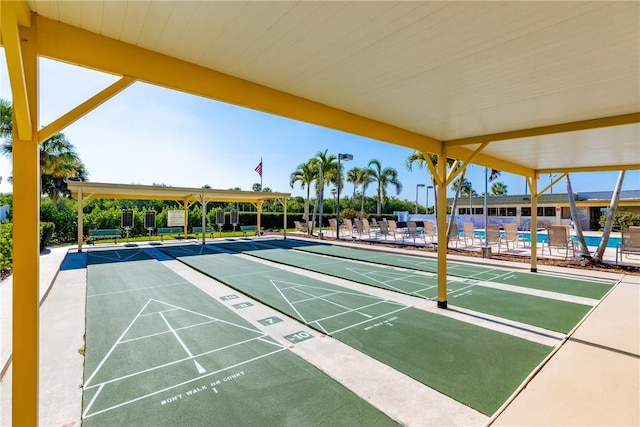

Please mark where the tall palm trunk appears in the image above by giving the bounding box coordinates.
[304,187,310,221]
[566,174,590,259]
[447,167,465,244]
[594,170,625,262]
[360,185,366,218]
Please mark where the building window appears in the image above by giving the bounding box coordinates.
[488,208,498,216]
[474,208,483,215]
[561,207,571,219]
[506,207,517,216]
[537,207,556,217]
[521,207,531,216]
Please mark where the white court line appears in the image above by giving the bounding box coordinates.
[87,282,190,298]
[82,383,105,418]
[85,335,273,390]
[290,286,376,320]
[312,300,400,324]
[219,268,284,279]
[83,348,286,419]
[140,308,179,317]
[269,279,309,324]
[345,267,437,297]
[328,306,411,335]
[84,300,155,387]
[160,312,194,357]
[294,290,343,304]
[119,320,219,344]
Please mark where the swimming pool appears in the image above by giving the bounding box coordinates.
[472,230,621,248]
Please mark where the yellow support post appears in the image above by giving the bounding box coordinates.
[11,14,40,426]
[436,150,448,309]
[77,188,83,252]
[529,177,539,272]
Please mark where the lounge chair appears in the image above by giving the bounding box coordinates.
[378,221,391,240]
[542,225,576,259]
[353,218,364,239]
[501,223,524,251]
[328,218,338,236]
[485,224,502,251]
[616,226,640,264]
[404,221,424,245]
[343,218,354,237]
[294,220,307,232]
[462,222,477,246]
[388,220,401,240]
[361,218,372,238]
[423,221,435,243]
[448,223,460,248]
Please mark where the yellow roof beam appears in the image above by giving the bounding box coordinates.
[445,113,640,147]
[36,16,442,155]
[537,164,640,174]
[1,1,32,141]
[38,76,135,143]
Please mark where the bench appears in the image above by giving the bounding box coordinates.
[88,228,121,244]
[157,227,184,241]
[192,226,214,238]
[240,225,262,237]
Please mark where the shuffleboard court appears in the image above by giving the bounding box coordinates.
[161,244,552,415]
[265,238,614,299]
[83,248,398,426]
[208,240,595,334]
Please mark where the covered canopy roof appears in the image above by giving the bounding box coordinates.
[66,181,290,204]
[5,0,637,177]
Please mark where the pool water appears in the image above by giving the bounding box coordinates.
[472,230,621,248]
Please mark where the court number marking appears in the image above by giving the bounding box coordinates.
[284,331,313,344]
[258,316,283,326]
[220,294,239,301]
[232,302,254,309]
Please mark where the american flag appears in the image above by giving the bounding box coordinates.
[254,161,262,177]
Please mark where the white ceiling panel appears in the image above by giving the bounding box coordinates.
[21,1,640,174]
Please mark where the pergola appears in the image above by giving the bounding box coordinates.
[66,181,291,251]
[1,1,639,423]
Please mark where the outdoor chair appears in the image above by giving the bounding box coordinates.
[294,221,307,232]
[353,218,364,238]
[388,220,401,240]
[462,222,478,246]
[500,223,524,251]
[378,221,391,240]
[343,218,354,237]
[448,223,461,248]
[361,218,372,238]
[370,217,379,229]
[328,218,338,236]
[616,226,640,264]
[485,224,502,252]
[423,221,435,243]
[404,221,424,245]
[542,225,576,259]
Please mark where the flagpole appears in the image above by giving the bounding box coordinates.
[260,157,263,190]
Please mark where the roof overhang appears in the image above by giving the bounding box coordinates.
[66,181,290,204]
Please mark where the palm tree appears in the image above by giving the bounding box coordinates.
[359,168,375,218]
[593,170,625,262]
[367,159,402,215]
[491,182,508,196]
[1,99,88,203]
[346,166,362,200]
[289,161,316,221]
[309,150,338,231]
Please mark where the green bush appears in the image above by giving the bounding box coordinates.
[0,221,12,272]
[598,211,640,231]
[39,221,55,250]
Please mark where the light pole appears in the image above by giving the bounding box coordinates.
[415,184,425,214]
[331,188,337,214]
[426,185,433,214]
[336,153,353,239]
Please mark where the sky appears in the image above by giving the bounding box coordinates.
[0,53,638,208]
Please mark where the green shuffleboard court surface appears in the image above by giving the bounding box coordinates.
[212,240,594,334]
[161,245,552,416]
[83,248,397,426]
[266,238,614,299]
